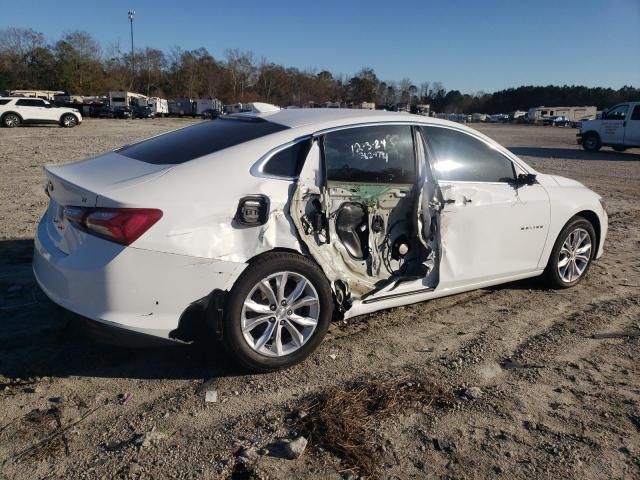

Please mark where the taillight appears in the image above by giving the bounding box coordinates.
[63,207,162,245]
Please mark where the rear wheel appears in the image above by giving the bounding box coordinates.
[2,113,20,128]
[60,114,77,128]
[582,132,601,152]
[223,252,333,372]
[543,217,595,289]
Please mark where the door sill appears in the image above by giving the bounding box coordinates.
[362,287,434,304]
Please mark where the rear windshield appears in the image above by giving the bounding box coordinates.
[117,117,288,164]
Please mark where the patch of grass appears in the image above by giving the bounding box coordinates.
[292,374,453,477]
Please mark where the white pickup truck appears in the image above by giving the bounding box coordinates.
[578,102,640,152]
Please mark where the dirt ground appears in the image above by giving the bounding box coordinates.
[0,119,639,480]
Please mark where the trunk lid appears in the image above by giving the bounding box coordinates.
[43,152,172,254]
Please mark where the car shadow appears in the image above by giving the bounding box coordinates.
[0,239,245,381]
[508,146,640,161]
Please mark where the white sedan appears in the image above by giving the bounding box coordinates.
[33,109,607,371]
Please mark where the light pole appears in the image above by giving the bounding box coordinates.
[128,9,135,87]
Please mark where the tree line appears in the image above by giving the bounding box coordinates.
[1,27,637,113]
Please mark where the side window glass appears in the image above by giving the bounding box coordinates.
[604,105,628,120]
[323,125,415,184]
[262,139,312,177]
[422,126,516,183]
[16,99,43,107]
[631,105,640,121]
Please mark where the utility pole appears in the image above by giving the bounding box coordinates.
[128,9,135,88]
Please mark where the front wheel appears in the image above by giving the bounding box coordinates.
[60,114,78,128]
[582,132,601,152]
[223,252,333,372]
[543,217,596,289]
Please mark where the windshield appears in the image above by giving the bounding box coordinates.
[117,117,289,165]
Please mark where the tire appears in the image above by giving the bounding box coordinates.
[543,217,596,289]
[223,252,333,372]
[612,146,627,152]
[582,132,601,152]
[60,114,78,128]
[2,113,21,128]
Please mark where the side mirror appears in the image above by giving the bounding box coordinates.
[516,173,537,186]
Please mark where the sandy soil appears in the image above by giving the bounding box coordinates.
[0,119,638,479]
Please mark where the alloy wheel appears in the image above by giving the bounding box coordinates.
[5,114,19,127]
[241,271,320,357]
[557,227,592,283]
[63,115,77,127]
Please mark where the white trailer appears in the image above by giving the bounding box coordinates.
[195,98,223,116]
[109,91,147,108]
[146,97,169,117]
[9,90,64,100]
[528,106,597,123]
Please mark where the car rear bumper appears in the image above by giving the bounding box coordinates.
[33,218,246,341]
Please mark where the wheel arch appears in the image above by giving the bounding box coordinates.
[574,210,600,259]
[1,111,23,122]
[582,130,601,140]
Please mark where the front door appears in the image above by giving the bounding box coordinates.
[421,126,550,289]
[624,104,640,146]
[600,103,629,145]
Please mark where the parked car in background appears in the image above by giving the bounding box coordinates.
[542,115,569,126]
[0,97,82,128]
[112,106,133,119]
[552,116,570,127]
[578,102,640,152]
[132,105,155,119]
[33,109,607,371]
[196,98,224,118]
[201,108,223,120]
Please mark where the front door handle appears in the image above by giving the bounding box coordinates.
[444,198,455,204]
[463,196,473,205]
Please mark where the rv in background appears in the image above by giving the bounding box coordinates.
[415,104,431,116]
[8,90,64,100]
[53,94,110,117]
[195,98,223,117]
[109,91,147,108]
[528,106,597,123]
[509,110,528,122]
[168,97,195,117]
[471,113,488,122]
[224,103,252,114]
[147,97,169,117]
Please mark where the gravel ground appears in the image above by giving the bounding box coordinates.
[0,119,639,479]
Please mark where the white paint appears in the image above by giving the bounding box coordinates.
[33,109,608,341]
[0,97,82,124]
[581,102,640,148]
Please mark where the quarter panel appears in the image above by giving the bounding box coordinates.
[537,183,607,269]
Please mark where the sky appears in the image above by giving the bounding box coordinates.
[2,0,639,93]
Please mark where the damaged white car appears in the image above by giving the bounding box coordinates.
[33,109,608,371]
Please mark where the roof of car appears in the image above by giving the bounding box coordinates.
[233,108,456,130]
